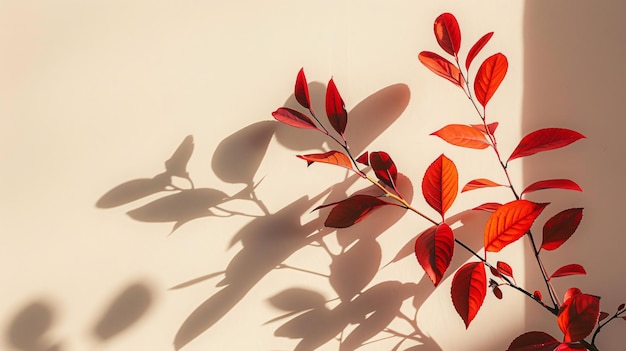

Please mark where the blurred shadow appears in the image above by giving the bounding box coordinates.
[6,301,61,351]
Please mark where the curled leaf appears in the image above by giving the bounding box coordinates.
[318,195,392,228]
[418,51,464,88]
[484,200,548,253]
[508,128,586,162]
[414,223,454,286]
[541,208,583,251]
[434,13,461,56]
[558,293,600,342]
[451,262,487,328]
[326,78,348,137]
[474,53,508,108]
[296,151,353,170]
[466,32,494,70]
[431,124,490,149]
[272,107,318,130]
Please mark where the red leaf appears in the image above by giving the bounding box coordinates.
[522,179,582,196]
[356,151,369,166]
[422,154,459,219]
[507,331,560,351]
[619,303,625,311]
[558,293,600,342]
[466,32,494,70]
[414,223,455,286]
[493,286,503,299]
[541,208,583,251]
[555,343,588,351]
[462,178,504,192]
[484,200,548,253]
[451,262,487,328]
[473,202,502,212]
[474,53,508,108]
[599,312,610,322]
[497,261,514,279]
[296,151,353,170]
[534,290,543,302]
[326,78,348,137]
[434,13,461,56]
[418,51,464,88]
[471,122,499,135]
[550,264,587,280]
[431,124,490,149]
[508,128,586,162]
[272,107,318,130]
[295,68,312,110]
[319,195,391,228]
[564,288,582,303]
[370,151,398,189]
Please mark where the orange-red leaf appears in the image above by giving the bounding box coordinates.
[297,151,353,170]
[471,122,499,135]
[541,208,583,251]
[418,51,464,88]
[484,200,548,253]
[431,124,490,149]
[318,195,391,228]
[434,13,461,56]
[326,78,347,136]
[558,293,600,342]
[508,128,586,162]
[466,32,494,70]
[370,151,398,189]
[522,179,582,196]
[295,68,312,110]
[422,154,458,219]
[451,262,486,328]
[414,223,454,286]
[462,178,504,192]
[550,264,587,280]
[507,331,560,351]
[473,202,502,212]
[272,107,318,130]
[474,53,508,108]
[497,261,514,279]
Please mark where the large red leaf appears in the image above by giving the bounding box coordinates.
[296,151,353,170]
[470,121,499,135]
[541,208,583,251]
[418,51,464,88]
[550,264,586,280]
[506,331,560,351]
[451,262,487,328]
[422,154,458,219]
[295,68,312,110]
[466,32,494,70]
[431,124,490,149]
[508,128,586,162]
[325,78,348,137]
[474,53,508,108]
[484,200,548,252]
[558,293,600,342]
[522,179,582,196]
[462,178,504,192]
[369,151,398,189]
[434,13,461,56]
[318,195,391,228]
[414,223,454,286]
[272,107,318,130]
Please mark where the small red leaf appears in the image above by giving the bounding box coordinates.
[484,200,548,253]
[470,122,499,135]
[508,128,586,162]
[550,264,587,280]
[356,152,369,166]
[558,293,600,342]
[462,178,504,192]
[272,107,318,130]
[473,202,502,212]
[507,331,560,351]
[522,179,582,196]
[414,223,455,286]
[490,266,500,278]
[431,124,490,149]
[497,261,514,279]
[296,151,353,170]
[555,343,588,351]
[474,53,508,108]
[618,303,625,311]
[370,151,398,189]
[295,68,312,110]
[466,32,494,70]
[451,262,487,328]
[533,290,543,302]
[541,208,583,251]
[319,195,391,228]
[493,286,503,299]
[599,312,610,322]
[326,78,348,137]
[422,154,459,219]
[434,13,461,56]
[418,51,464,88]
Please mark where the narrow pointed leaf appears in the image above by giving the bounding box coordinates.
[541,208,583,251]
[462,178,504,192]
[550,264,586,280]
[474,53,508,107]
[497,261,514,279]
[295,68,312,110]
[471,122,499,135]
[296,151,353,170]
[418,51,464,87]
[451,262,486,328]
[356,151,369,166]
[473,202,502,212]
[326,78,348,136]
[422,154,458,219]
[370,151,398,189]
[414,223,454,286]
[272,107,318,130]
[484,200,548,252]
[558,293,600,342]
[434,13,461,56]
[508,128,586,162]
[506,331,560,351]
[522,179,582,196]
[466,32,494,70]
[431,124,490,149]
[318,195,391,228]
[599,312,610,322]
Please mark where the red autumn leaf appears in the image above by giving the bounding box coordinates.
[431,124,490,149]
[434,13,461,56]
[558,293,600,342]
[493,286,503,299]
[356,151,369,166]
[534,290,543,302]
[470,122,499,135]
[507,331,560,351]
[295,68,312,110]
[414,223,454,286]
[422,154,458,219]
[296,151,353,170]
[541,208,583,251]
[474,53,508,108]
[418,51,464,88]
[462,178,504,192]
[522,179,582,196]
[473,202,502,212]
[451,262,487,328]
[564,288,582,303]
[550,264,587,280]
[497,261,514,279]
[466,32,494,70]
[318,195,392,228]
[619,303,625,311]
[272,107,318,130]
[484,200,548,253]
[555,343,588,351]
[508,128,586,162]
[326,78,348,137]
[599,312,610,322]
[370,151,398,189]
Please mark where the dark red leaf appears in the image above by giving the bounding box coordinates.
[422,154,458,219]
[272,107,318,130]
[484,200,548,253]
[325,78,348,137]
[507,331,560,351]
[493,286,503,299]
[474,53,508,108]
[297,151,353,170]
[534,290,543,302]
[541,208,583,251]
[431,124,490,149]
[599,312,610,322]
[522,179,582,196]
[619,303,625,311]
[550,264,587,280]
[418,51,464,88]
[471,122,499,135]
[466,32,494,70]
[318,195,391,228]
[434,13,461,56]
[370,151,398,189]
[462,178,504,192]
[508,128,586,162]
[356,152,369,166]
[558,293,600,342]
[564,288,582,303]
[497,261,514,279]
[414,223,454,286]
[295,68,312,110]
[473,202,502,212]
[451,262,487,328]
[490,266,501,278]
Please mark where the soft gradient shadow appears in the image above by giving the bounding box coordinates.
[6,301,61,351]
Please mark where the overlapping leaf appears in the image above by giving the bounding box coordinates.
[431,124,490,149]
[325,78,348,137]
[550,264,586,280]
[473,202,502,212]
[521,179,582,196]
[369,151,398,189]
[451,262,486,328]
[296,151,353,170]
[541,208,583,251]
[295,68,312,110]
[508,128,586,162]
[506,331,560,351]
[434,13,461,56]
[462,178,504,192]
[484,200,548,252]
[470,122,499,135]
[318,195,392,228]
[558,293,600,342]
[272,107,318,130]
[474,53,508,107]
[466,32,494,70]
[418,51,464,88]
[422,154,458,219]
[414,223,454,286]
